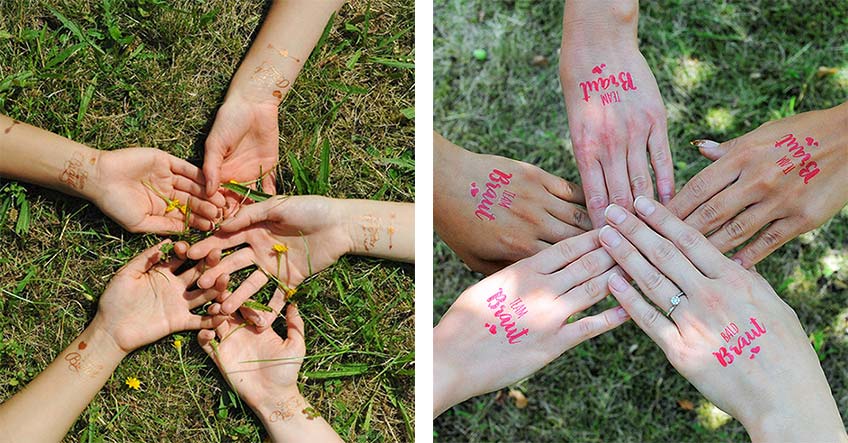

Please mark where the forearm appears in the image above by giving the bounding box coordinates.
[433,132,469,237]
[432,325,467,417]
[253,390,343,443]
[561,0,639,52]
[342,199,414,263]
[226,0,345,106]
[0,115,102,200]
[0,318,126,441]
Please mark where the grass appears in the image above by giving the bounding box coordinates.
[0,0,413,441]
[434,0,848,441]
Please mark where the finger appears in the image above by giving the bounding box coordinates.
[648,123,675,204]
[173,241,190,260]
[221,270,269,315]
[123,240,170,274]
[559,266,618,314]
[206,248,223,268]
[632,197,732,278]
[576,157,609,228]
[197,329,217,357]
[607,272,677,348]
[207,302,223,315]
[214,314,232,337]
[665,149,738,220]
[181,314,215,331]
[284,303,306,352]
[188,230,249,261]
[545,197,592,232]
[602,149,634,211]
[203,139,225,197]
[538,213,586,244]
[241,287,286,330]
[527,230,602,274]
[140,216,187,234]
[185,286,222,309]
[682,185,756,236]
[218,199,277,232]
[260,172,277,196]
[706,204,773,254]
[160,256,187,274]
[178,262,205,286]
[549,247,615,294]
[197,247,255,289]
[542,172,585,205]
[731,219,797,269]
[691,139,728,161]
[560,305,630,346]
[213,273,229,292]
[179,191,223,222]
[173,175,226,209]
[627,128,654,200]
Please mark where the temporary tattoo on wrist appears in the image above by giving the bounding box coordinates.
[712,317,767,367]
[387,213,396,250]
[267,44,302,64]
[251,61,291,93]
[360,215,381,252]
[267,395,306,423]
[64,341,103,377]
[60,151,90,190]
[774,134,821,184]
[470,169,516,221]
[483,288,529,344]
[4,119,20,134]
[579,64,637,105]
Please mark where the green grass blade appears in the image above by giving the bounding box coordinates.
[318,138,330,195]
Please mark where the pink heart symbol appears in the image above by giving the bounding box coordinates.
[804,136,819,147]
[484,323,497,335]
[591,63,606,75]
[749,346,761,359]
[469,182,479,198]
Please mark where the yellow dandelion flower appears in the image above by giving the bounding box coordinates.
[272,243,288,254]
[125,376,141,390]
[165,198,181,213]
[173,338,182,351]
[285,287,297,299]
[228,179,239,184]
[178,203,188,215]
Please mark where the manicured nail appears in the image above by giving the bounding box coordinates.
[615,306,630,320]
[690,139,720,149]
[604,204,627,224]
[634,196,656,216]
[600,225,622,247]
[609,272,629,291]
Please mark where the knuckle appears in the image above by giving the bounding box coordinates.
[609,192,630,206]
[572,208,589,228]
[677,229,703,251]
[651,147,670,165]
[643,271,666,292]
[723,219,746,240]
[583,277,602,300]
[580,253,600,275]
[687,175,710,199]
[620,218,640,237]
[697,203,720,225]
[630,175,650,195]
[640,307,662,329]
[556,239,576,262]
[651,240,678,264]
[587,194,609,210]
[759,227,784,249]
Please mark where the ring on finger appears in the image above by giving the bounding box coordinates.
[666,290,687,317]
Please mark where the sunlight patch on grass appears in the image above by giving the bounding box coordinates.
[705,108,734,132]
[834,64,848,91]
[672,56,712,92]
[697,401,733,430]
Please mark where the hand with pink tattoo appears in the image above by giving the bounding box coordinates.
[434,133,591,274]
[433,231,631,416]
[669,101,848,268]
[598,197,847,442]
[560,0,674,227]
[93,148,227,233]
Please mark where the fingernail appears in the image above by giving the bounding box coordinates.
[604,204,627,224]
[633,196,656,216]
[616,306,630,320]
[609,272,629,291]
[690,139,720,149]
[255,317,265,327]
[599,226,622,247]
[660,193,672,204]
[733,258,743,266]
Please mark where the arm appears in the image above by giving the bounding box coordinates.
[0,241,221,441]
[203,0,346,195]
[434,132,591,274]
[342,199,414,263]
[599,197,847,441]
[0,115,225,233]
[668,100,848,267]
[560,0,673,226]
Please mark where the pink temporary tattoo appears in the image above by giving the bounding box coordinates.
[712,317,767,367]
[579,64,637,105]
[774,133,821,184]
[483,288,529,344]
[470,169,517,221]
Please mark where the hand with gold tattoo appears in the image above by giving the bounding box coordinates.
[598,197,847,442]
[669,101,848,268]
[0,241,224,441]
[187,196,413,321]
[433,231,631,416]
[560,0,674,226]
[434,133,592,274]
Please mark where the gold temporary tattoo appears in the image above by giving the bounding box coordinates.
[267,43,302,63]
[4,119,20,134]
[360,215,381,252]
[64,343,103,378]
[268,395,306,422]
[252,61,291,91]
[60,151,89,190]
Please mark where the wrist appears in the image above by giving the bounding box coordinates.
[252,386,304,421]
[84,315,130,361]
[432,324,468,416]
[561,1,639,58]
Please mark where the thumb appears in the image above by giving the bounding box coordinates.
[203,138,225,198]
[285,304,306,352]
[197,329,217,358]
[690,139,729,161]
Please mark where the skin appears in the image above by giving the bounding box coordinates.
[560,0,674,227]
[668,101,848,268]
[187,196,413,323]
[0,115,225,233]
[203,0,346,197]
[199,307,342,442]
[0,241,224,441]
[434,132,592,274]
[433,231,631,417]
[599,197,847,442]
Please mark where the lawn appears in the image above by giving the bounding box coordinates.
[0,0,414,441]
[434,0,848,441]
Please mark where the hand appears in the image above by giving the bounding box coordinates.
[187,196,353,316]
[203,97,280,197]
[433,231,630,416]
[92,241,224,353]
[434,134,592,274]
[668,104,848,267]
[92,148,226,233]
[561,45,673,226]
[198,304,305,411]
[598,197,847,441]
